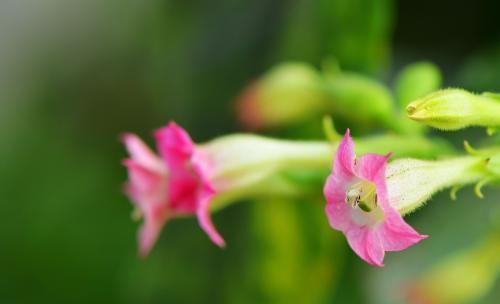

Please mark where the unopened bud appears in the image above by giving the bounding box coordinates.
[236,63,327,130]
[395,62,442,109]
[324,72,394,128]
[407,89,500,131]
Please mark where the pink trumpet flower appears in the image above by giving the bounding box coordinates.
[323,130,427,266]
[122,122,224,257]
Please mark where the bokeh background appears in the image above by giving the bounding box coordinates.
[1,0,500,303]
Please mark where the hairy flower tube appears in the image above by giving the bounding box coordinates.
[407,89,500,131]
[386,156,488,215]
[323,130,427,266]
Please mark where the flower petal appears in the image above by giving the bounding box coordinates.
[324,174,354,232]
[356,153,393,210]
[324,170,351,201]
[123,159,166,207]
[365,230,385,267]
[138,206,170,257]
[155,122,194,167]
[122,133,165,173]
[196,186,225,247]
[379,209,428,251]
[356,153,390,184]
[334,129,356,179]
[325,200,353,232]
[345,227,385,267]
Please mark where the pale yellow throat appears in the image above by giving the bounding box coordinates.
[345,180,378,212]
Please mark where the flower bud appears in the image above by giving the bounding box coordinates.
[395,62,442,109]
[236,62,396,131]
[324,72,394,129]
[236,63,327,130]
[407,89,500,131]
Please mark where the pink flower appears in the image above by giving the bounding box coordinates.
[323,130,427,266]
[122,122,225,257]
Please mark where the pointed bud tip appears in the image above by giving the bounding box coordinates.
[406,104,417,115]
[235,81,265,131]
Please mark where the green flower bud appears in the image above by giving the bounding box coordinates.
[324,72,394,129]
[407,89,500,131]
[236,61,396,131]
[395,61,442,109]
[393,62,442,134]
[237,62,327,130]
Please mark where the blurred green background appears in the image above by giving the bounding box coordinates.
[1,0,500,303]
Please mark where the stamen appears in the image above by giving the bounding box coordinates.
[345,180,377,212]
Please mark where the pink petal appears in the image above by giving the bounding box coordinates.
[167,169,199,213]
[138,206,170,257]
[379,209,428,251]
[123,159,166,207]
[325,201,353,232]
[191,150,215,184]
[356,153,392,210]
[334,129,356,180]
[355,153,390,184]
[364,231,385,267]
[154,122,194,167]
[324,174,353,232]
[345,227,385,267]
[122,133,165,173]
[138,221,161,257]
[323,170,351,201]
[196,186,225,247]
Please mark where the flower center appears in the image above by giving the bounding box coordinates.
[346,180,385,227]
[345,180,377,212]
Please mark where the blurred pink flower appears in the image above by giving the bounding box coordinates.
[122,122,224,257]
[323,130,427,266]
